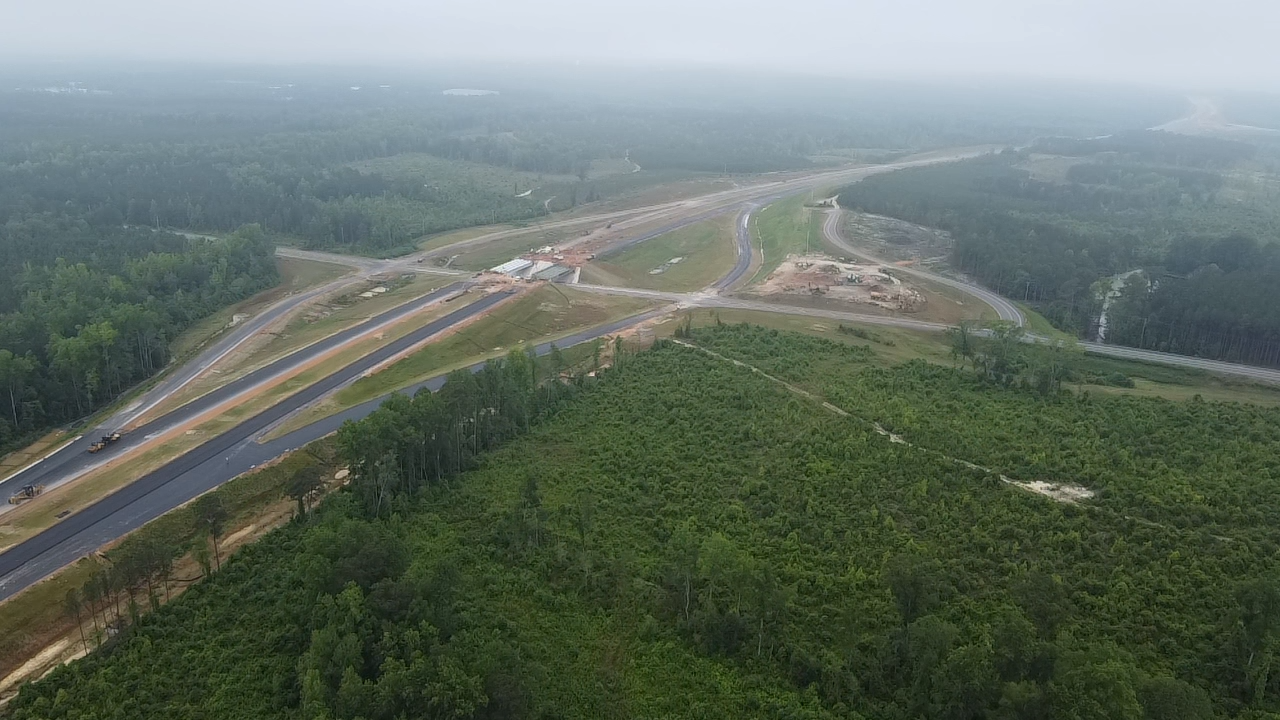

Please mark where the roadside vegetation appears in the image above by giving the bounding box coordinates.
[0,224,279,459]
[748,194,828,284]
[0,445,335,688]
[270,285,656,437]
[137,272,455,423]
[12,324,1280,718]
[583,216,737,291]
[837,133,1280,367]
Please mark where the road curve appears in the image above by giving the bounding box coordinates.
[567,282,1280,385]
[820,209,1025,325]
[2,151,986,504]
[710,204,760,292]
[12,142,1280,604]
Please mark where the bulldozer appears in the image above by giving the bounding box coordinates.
[8,484,45,505]
[88,431,123,454]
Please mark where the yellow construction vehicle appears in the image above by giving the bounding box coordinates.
[88,431,123,453]
[8,484,45,505]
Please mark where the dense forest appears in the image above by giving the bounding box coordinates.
[14,324,1280,718]
[0,221,277,455]
[0,67,1184,258]
[837,133,1280,365]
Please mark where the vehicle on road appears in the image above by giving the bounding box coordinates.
[88,432,123,454]
[8,484,45,505]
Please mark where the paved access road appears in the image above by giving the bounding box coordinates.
[711,205,759,292]
[0,295,671,602]
[0,288,517,600]
[819,208,1280,383]
[820,208,1025,325]
[1080,342,1280,384]
[0,282,473,508]
[10,144,1280,604]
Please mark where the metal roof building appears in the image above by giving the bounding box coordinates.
[532,264,572,282]
[490,258,533,276]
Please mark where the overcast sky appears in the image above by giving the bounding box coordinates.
[4,0,1276,91]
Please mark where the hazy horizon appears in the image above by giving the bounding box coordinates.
[5,0,1278,94]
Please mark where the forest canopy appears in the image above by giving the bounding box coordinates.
[837,134,1280,365]
[12,324,1280,719]
[0,222,277,454]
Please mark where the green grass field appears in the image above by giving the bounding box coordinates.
[582,215,737,292]
[748,194,824,284]
[268,286,657,437]
[333,285,654,405]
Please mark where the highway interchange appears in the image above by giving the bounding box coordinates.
[3,150,1280,603]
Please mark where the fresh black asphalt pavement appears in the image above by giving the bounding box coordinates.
[0,294,664,602]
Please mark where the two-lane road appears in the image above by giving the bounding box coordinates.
[820,208,1025,325]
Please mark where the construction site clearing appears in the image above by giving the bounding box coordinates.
[483,216,661,283]
[753,254,927,312]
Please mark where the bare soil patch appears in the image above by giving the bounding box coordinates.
[749,253,926,312]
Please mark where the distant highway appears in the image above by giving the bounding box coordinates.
[9,143,1280,606]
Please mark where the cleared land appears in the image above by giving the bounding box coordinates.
[580,215,737,292]
[169,256,351,360]
[746,194,826,284]
[269,285,658,437]
[837,211,953,265]
[0,290,487,550]
[135,273,454,424]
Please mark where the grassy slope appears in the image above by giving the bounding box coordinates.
[268,285,657,437]
[332,285,653,405]
[748,194,824,284]
[169,256,350,359]
[142,273,455,422]
[582,215,737,292]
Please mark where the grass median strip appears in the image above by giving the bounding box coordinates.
[581,215,736,292]
[748,194,825,284]
[139,273,455,423]
[0,290,486,549]
[267,285,658,439]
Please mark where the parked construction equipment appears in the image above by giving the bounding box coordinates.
[88,432,123,453]
[8,484,45,505]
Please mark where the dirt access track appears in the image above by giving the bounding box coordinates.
[752,254,926,313]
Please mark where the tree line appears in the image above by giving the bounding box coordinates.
[13,324,1280,717]
[0,222,277,455]
[837,139,1280,366]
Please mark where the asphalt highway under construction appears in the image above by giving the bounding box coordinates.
[9,146,1280,603]
[0,282,473,504]
[0,286,536,601]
